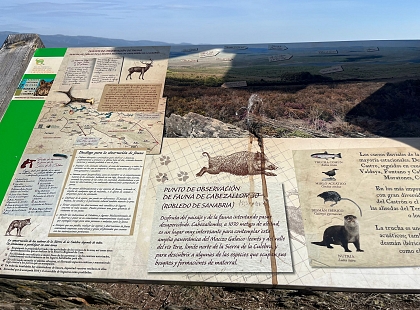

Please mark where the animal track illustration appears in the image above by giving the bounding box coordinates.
[177,171,189,181]
[160,155,171,165]
[156,172,168,183]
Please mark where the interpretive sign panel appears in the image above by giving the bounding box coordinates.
[22,46,170,155]
[49,149,146,236]
[134,138,420,290]
[2,153,69,217]
[294,147,420,268]
[3,40,420,291]
[2,137,420,290]
[0,45,169,280]
[98,84,161,112]
[148,182,292,273]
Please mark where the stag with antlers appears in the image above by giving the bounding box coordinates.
[126,59,154,80]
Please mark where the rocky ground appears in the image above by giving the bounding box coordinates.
[1,278,420,309]
[92,282,420,310]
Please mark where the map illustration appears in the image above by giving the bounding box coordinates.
[25,98,166,155]
[25,46,170,155]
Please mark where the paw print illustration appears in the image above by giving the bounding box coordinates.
[160,155,171,165]
[156,172,168,183]
[177,171,189,182]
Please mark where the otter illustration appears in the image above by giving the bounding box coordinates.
[311,215,363,253]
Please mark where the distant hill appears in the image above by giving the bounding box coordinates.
[0,31,183,47]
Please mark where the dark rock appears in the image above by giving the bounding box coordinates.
[0,33,44,120]
[0,278,128,309]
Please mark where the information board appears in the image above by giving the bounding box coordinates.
[2,42,420,291]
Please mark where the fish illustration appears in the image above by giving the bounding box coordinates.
[310,151,341,160]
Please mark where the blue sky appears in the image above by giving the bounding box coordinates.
[2,0,420,44]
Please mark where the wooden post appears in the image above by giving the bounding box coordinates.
[0,33,44,121]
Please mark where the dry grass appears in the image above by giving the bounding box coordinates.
[164,81,398,138]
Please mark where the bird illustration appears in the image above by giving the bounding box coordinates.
[322,168,338,179]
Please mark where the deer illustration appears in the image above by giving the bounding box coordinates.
[126,59,153,80]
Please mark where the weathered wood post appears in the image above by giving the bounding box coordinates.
[0,33,44,120]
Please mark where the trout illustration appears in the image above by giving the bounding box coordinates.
[310,151,342,160]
